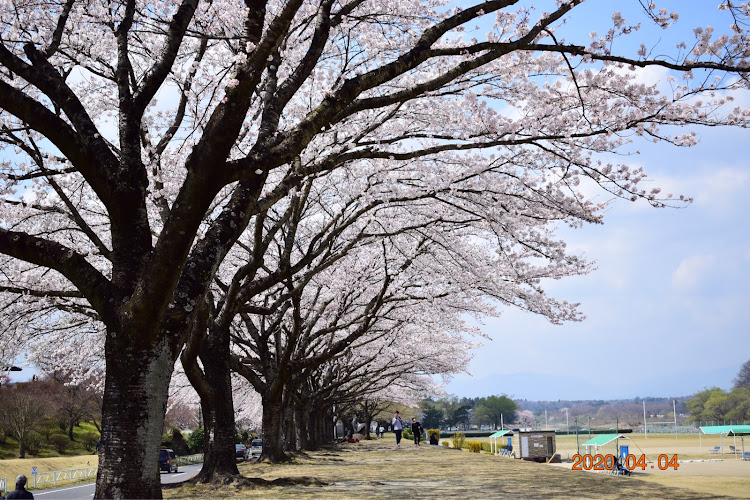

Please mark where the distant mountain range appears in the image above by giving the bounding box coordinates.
[443,365,737,401]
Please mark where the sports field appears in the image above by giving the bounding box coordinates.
[162,435,747,498]
[459,432,749,498]
[550,433,750,499]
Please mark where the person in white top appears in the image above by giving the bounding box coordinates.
[392,410,405,447]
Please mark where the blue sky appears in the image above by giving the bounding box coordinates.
[446,105,750,401]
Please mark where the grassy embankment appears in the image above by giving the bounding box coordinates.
[0,455,98,492]
[0,421,99,459]
[0,421,100,492]
[163,436,747,499]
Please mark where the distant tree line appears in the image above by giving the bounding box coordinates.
[686,359,750,423]
[419,395,519,430]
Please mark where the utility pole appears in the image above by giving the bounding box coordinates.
[616,417,619,459]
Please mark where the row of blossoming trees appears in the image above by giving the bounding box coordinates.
[1,0,750,497]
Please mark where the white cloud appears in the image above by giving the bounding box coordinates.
[671,254,715,289]
[610,63,671,93]
[694,167,750,207]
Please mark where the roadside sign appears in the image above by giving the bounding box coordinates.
[31,466,38,475]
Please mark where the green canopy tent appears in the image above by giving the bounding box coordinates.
[699,425,750,456]
[489,430,514,456]
[581,434,629,456]
[727,428,750,459]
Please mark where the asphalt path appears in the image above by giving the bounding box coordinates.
[30,463,202,500]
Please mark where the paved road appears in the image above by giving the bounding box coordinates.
[31,463,202,500]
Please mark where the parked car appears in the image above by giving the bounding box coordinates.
[235,443,248,460]
[159,448,178,473]
[250,439,263,457]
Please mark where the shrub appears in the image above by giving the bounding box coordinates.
[467,441,482,453]
[50,433,69,454]
[161,432,172,447]
[187,427,204,454]
[80,431,100,451]
[170,428,189,455]
[451,432,465,449]
[403,428,413,441]
[442,441,450,447]
[427,429,440,441]
[25,431,43,456]
[37,419,59,441]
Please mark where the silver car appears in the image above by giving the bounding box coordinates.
[250,439,262,457]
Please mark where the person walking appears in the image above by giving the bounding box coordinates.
[5,474,33,499]
[411,417,424,446]
[392,411,405,448]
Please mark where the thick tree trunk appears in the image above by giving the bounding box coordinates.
[196,397,239,481]
[282,398,297,452]
[261,390,290,462]
[95,336,173,499]
[194,375,238,479]
[194,324,239,482]
[321,408,334,444]
[364,415,373,439]
[294,403,309,451]
[306,406,330,451]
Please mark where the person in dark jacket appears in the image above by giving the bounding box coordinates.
[5,474,33,499]
[411,417,424,446]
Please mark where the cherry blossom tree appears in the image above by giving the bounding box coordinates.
[304,333,466,445]
[233,376,263,431]
[2,0,750,497]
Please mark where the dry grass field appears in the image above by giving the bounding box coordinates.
[548,433,750,499]
[2,433,744,497]
[0,455,98,491]
[163,436,745,499]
